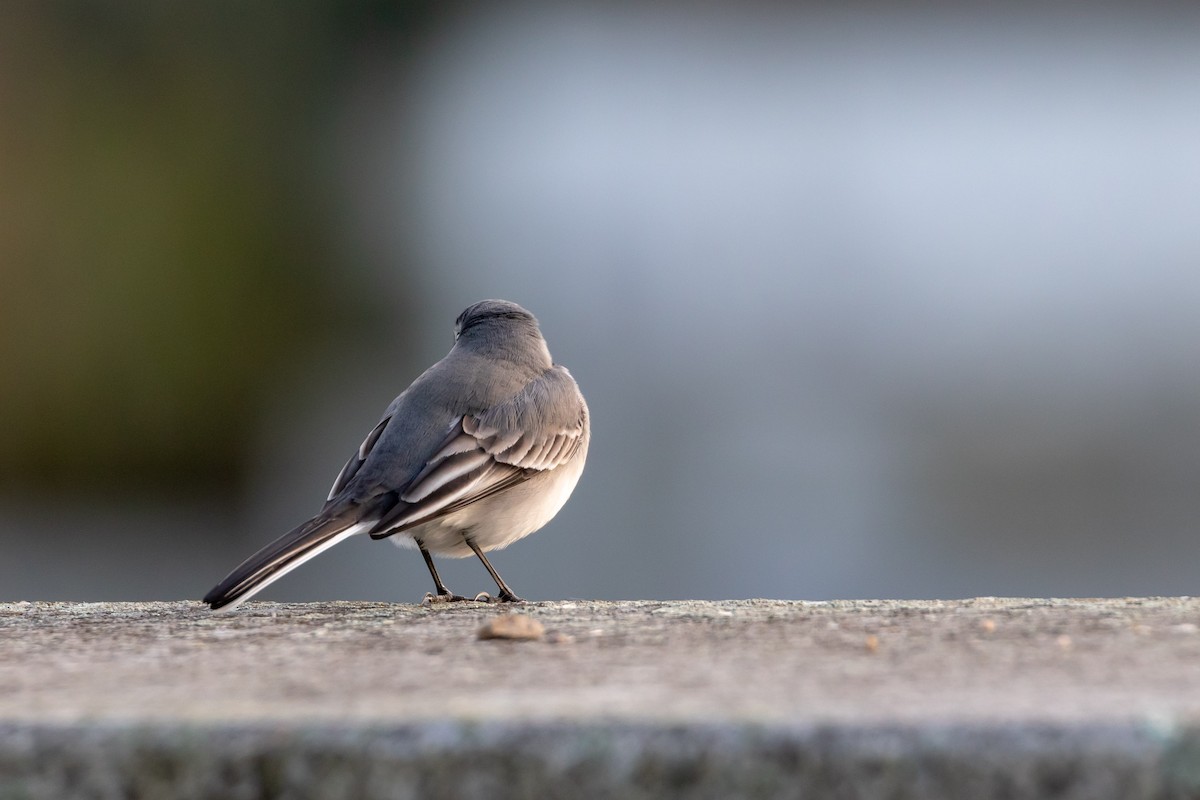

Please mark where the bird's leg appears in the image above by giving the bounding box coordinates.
[465,538,525,603]
[418,541,470,602]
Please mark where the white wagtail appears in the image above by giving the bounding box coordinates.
[203,300,590,609]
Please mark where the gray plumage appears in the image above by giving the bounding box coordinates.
[203,300,589,610]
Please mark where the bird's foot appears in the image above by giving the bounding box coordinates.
[478,590,526,604]
[421,591,472,605]
[424,591,524,605]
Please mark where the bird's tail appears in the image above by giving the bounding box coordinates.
[202,512,362,611]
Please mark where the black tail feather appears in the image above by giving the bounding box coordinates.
[203,513,356,610]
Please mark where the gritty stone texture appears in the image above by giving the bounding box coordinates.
[3,598,1200,798]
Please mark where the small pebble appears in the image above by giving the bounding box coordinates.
[980,618,997,634]
[478,613,545,641]
[865,634,879,653]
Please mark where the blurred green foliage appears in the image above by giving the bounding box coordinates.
[0,2,427,491]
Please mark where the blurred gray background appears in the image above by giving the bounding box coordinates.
[2,2,1199,603]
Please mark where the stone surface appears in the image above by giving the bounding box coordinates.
[3,598,1200,798]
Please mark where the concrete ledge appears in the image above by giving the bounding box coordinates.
[3,598,1200,798]
[3,720,1192,799]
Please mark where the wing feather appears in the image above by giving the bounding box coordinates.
[368,366,586,540]
[401,449,493,503]
[327,415,391,501]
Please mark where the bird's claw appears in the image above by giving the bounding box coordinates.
[421,591,524,605]
[422,591,472,605]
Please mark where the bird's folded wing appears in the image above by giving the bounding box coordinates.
[326,414,391,502]
[367,367,587,538]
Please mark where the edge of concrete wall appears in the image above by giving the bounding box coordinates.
[3,720,1200,800]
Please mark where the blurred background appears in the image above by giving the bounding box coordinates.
[2,2,1199,603]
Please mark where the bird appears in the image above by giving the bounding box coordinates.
[203,299,590,610]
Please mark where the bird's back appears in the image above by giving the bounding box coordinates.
[334,343,553,508]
